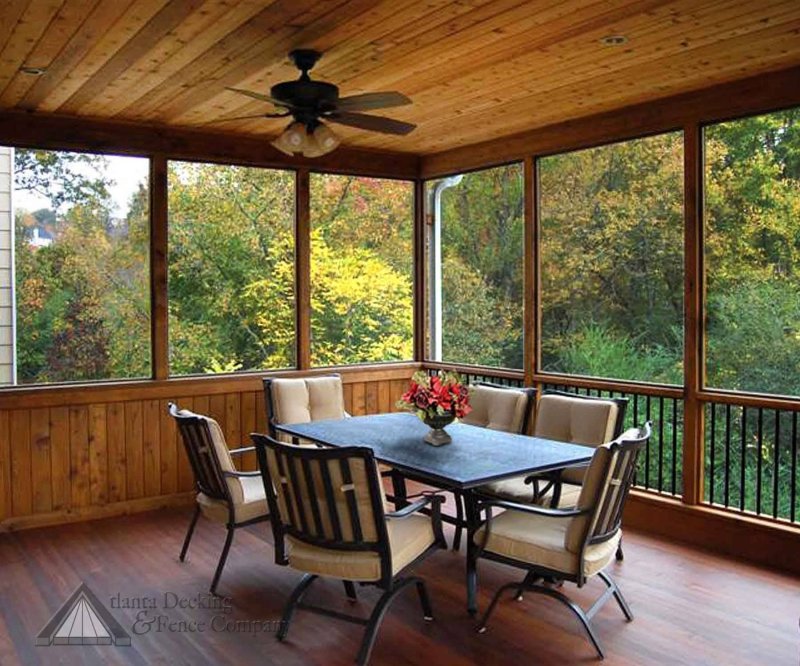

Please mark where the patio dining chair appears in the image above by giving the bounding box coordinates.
[252,433,446,666]
[169,403,269,595]
[472,423,651,660]
[265,374,399,505]
[479,391,628,557]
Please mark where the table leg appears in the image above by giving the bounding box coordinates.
[391,470,408,510]
[464,489,478,616]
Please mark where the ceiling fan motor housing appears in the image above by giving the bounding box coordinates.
[270,79,339,111]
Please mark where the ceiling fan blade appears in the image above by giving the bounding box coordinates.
[204,113,287,124]
[225,86,292,108]
[327,111,416,135]
[335,91,412,112]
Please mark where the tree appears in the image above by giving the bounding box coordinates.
[13,149,150,383]
[437,164,524,369]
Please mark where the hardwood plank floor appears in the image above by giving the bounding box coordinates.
[0,505,797,665]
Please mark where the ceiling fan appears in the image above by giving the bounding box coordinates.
[222,49,416,157]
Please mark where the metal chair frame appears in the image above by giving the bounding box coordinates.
[252,433,446,666]
[472,423,651,660]
[169,403,269,595]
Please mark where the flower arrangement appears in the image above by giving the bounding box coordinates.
[397,370,472,421]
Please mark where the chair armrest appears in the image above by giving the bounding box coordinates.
[387,492,447,548]
[523,469,561,486]
[523,469,565,504]
[386,493,443,519]
[223,470,262,478]
[476,496,588,518]
[229,446,255,456]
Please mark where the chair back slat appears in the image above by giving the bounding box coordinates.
[586,424,651,546]
[302,457,326,537]
[169,403,229,501]
[252,433,387,557]
[287,454,311,534]
[319,459,344,541]
[339,457,364,543]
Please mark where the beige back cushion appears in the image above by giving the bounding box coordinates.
[460,385,530,434]
[534,394,619,485]
[266,445,382,543]
[534,394,619,445]
[271,376,346,425]
[270,376,346,444]
[564,443,615,553]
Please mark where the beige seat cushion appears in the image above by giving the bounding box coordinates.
[197,476,268,524]
[286,514,435,582]
[460,385,529,434]
[480,476,581,508]
[479,476,536,503]
[534,395,619,485]
[546,483,581,508]
[475,509,619,578]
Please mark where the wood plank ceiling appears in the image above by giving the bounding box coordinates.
[1,0,800,156]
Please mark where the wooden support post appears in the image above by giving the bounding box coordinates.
[149,155,169,380]
[295,169,311,370]
[414,179,427,363]
[682,124,705,505]
[523,157,537,389]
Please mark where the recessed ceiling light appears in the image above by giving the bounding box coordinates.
[20,66,46,75]
[599,35,628,46]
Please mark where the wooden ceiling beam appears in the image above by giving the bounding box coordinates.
[0,109,419,179]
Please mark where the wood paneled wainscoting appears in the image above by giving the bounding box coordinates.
[0,364,418,533]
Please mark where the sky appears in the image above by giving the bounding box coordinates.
[12,152,150,218]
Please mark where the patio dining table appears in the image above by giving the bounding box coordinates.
[274,411,594,615]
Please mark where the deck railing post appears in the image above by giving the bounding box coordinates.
[682,123,705,505]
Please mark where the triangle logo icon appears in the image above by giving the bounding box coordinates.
[36,583,131,647]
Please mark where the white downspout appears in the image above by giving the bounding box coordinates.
[427,174,463,361]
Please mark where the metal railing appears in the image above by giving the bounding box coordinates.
[704,400,799,523]
[425,363,683,496]
[541,383,683,496]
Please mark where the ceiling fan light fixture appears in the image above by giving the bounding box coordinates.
[271,122,307,155]
[271,121,339,158]
[310,122,340,154]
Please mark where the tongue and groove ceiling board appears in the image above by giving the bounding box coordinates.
[1,0,800,155]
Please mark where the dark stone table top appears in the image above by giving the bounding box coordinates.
[275,412,593,490]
